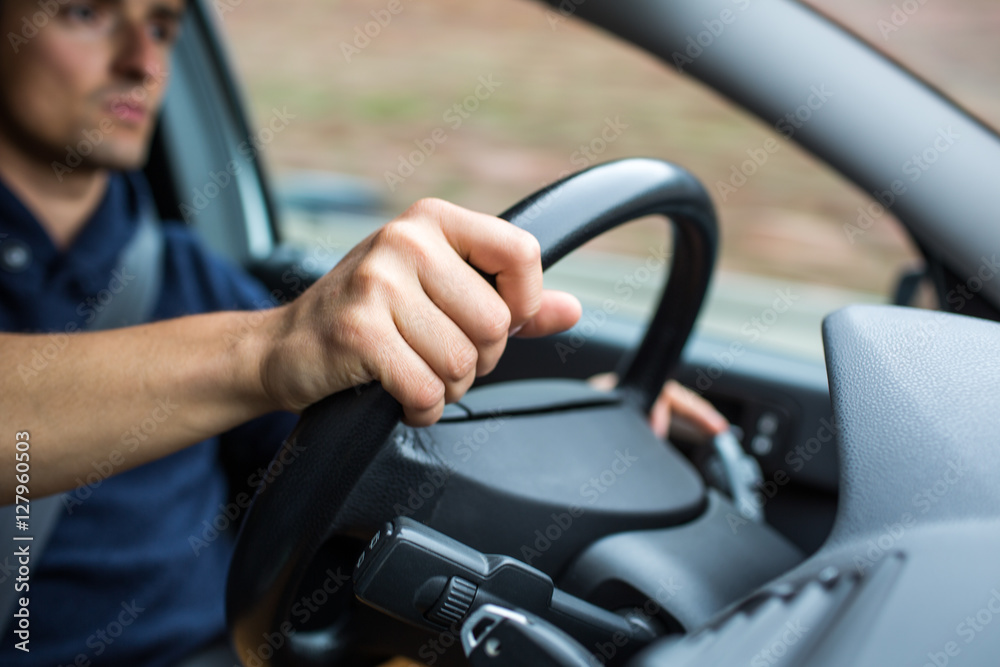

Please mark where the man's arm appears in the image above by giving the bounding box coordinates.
[0,198,582,501]
[1,311,273,500]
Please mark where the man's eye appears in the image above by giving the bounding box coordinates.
[149,22,179,44]
[64,4,99,23]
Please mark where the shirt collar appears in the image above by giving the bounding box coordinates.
[0,171,141,297]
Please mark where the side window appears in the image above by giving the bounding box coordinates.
[217,0,924,362]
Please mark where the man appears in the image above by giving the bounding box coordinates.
[0,0,727,664]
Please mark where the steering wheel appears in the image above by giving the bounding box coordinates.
[226,158,719,666]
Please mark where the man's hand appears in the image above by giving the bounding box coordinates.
[0,197,583,500]
[255,198,582,425]
[649,380,729,440]
[589,374,728,440]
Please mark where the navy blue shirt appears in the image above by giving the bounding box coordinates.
[0,172,298,666]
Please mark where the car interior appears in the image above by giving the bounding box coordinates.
[140,0,1000,665]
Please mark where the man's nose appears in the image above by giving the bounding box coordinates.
[111,19,162,85]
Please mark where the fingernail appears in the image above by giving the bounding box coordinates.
[508,324,525,338]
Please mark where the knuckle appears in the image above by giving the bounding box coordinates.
[410,375,445,412]
[348,261,390,299]
[404,197,450,221]
[480,305,512,343]
[511,229,542,266]
[377,220,415,247]
[446,342,478,381]
[377,220,431,265]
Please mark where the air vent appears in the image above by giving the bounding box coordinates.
[640,553,905,666]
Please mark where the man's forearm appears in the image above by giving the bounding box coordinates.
[0,308,280,501]
[0,198,585,503]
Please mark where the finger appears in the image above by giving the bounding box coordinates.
[413,239,513,376]
[587,372,617,391]
[429,200,544,332]
[368,322,446,426]
[649,390,671,439]
[665,382,729,436]
[512,290,582,338]
[391,287,479,403]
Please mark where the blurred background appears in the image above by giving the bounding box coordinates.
[212,0,1000,362]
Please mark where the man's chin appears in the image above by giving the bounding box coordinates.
[81,142,151,174]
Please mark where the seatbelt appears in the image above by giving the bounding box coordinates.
[0,189,165,627]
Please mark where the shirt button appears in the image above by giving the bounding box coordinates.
[0,239,31,273]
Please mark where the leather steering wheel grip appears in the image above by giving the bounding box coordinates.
[226,158,718,666]
[498,158,718,412]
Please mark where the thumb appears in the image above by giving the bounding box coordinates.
[511,290,581,338]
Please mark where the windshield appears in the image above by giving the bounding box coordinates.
[218,0,990,362]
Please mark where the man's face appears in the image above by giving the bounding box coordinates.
[0,0,184,173]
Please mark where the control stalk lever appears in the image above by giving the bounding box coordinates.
[353,517,656,664]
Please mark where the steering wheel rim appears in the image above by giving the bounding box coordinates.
[226,158,718,666]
